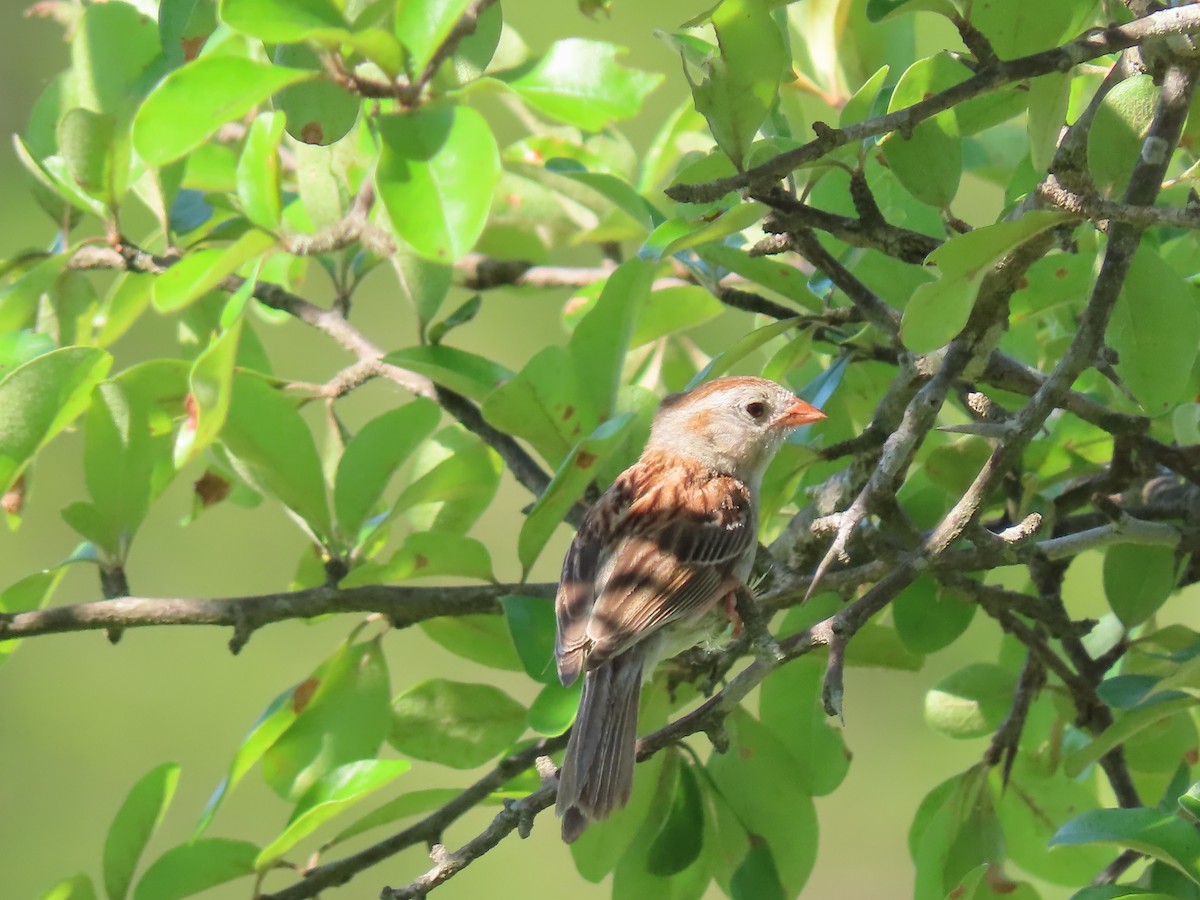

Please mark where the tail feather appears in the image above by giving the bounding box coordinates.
[556,650,644,843]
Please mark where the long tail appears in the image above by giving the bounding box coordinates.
[556,650,644,843]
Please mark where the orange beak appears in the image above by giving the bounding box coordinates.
[773,398,827,429]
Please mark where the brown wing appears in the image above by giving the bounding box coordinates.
[583,465,754,667]
[554,482,630,686]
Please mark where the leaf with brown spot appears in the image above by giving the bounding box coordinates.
[292,677,320,714]
[2,473,25,517]
[193,471,231,509]
[518,412,634,573]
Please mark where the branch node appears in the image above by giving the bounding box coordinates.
[999,513,1044,544]
[822,632,847,723]
[534,755,559,787]
[228,605,255,655]
[748,233,792,256]
[704,721,731,753]
[812,120,836,139]
[734,586,784,662]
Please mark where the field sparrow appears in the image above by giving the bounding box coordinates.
[554,376,826,842]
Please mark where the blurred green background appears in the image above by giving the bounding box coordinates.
[0,3,1136,899]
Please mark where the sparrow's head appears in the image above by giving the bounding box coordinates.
[646,376,826,481]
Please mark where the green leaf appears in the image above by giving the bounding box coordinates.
[1068,890,1173,900]
[647,761,705,876]
[419,614,524,672]
[865,0,957,21]
[0,331,55,379]
[845,621,925,671]
[272,43,361,146]
[519,412,635,572]
[482,345,593,466]
[256,759,410,869]
[759,654,850,796]
[1051,808,1200,885]
[697,243,823,312]
[503,39,663,131]
[382,345,512,403]
[74,2,161,115]
[924,663,1015,739]
[58,108,118,208]
[528,680,582,735]
[882,56,961,208]
[910,766,995,899]
[501,595,557,684]
[685,0,787,170]
[393,246,453,337]
[235,111,286,230]
[0,569,68,663]
[0,253,70,334]
[0,346,112,495]
[450,0,502,81]
[569,258,653,419]
[630,286,724,345]
[686,316,800,388]
[328,787,461,847]
[707,709,818,896]
[96,273,154,348]
[159,0,218,68]
[103,763,180,900]
[1104,543,1180,628]
[354,530,494,584]
[41,875,98,900]
[840,65,890,129]
[194,680,303,836]
[427,295,481,346]
[730,839,787,900]
[391,430,501,534]
[1063,695,1199,778]
[220,0,346,42]
[893,574,976,655]
[221,372,332,544]
[1028,73,1073,173]
[262,638,393,801]
[610,750,712,900]
[334,400,440,543]
[151,229,275,312]
[901,210,1067,352]
[132,839,258,900]
[544,159,660,232]
[82,381,175,559]
[389,679,527,769]
[1182,782,1200,827]
[394,0,473,73]
[1089,74,1158,197]
[997,756,1112,885]
[376,106,500,262]
[1110,247,1200,416]
[640,202,766,262]
[133,57,314,167]
[174,305,245,468]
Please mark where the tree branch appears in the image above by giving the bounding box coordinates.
[0,583,554,653]
[261,735,567,900]
[69,242,563,515]
[664,6,1200,203]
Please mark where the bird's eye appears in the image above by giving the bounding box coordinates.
[744,401,766,419]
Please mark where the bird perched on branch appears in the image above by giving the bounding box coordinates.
[554,376,826,842]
